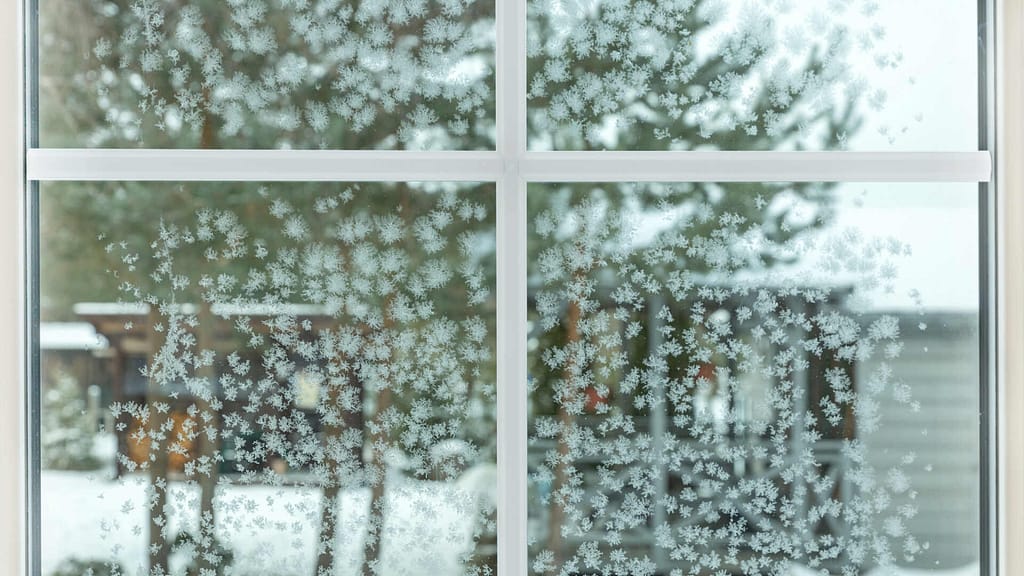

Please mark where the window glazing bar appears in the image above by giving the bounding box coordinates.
[25,149,505,182]
[27,149,993,183]
[520,151,994,183]
[495,0,529,572]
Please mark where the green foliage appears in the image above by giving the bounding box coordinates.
[39,0,496,149]
[41,374,101,471]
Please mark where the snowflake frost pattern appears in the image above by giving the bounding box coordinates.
[527,184,926,576]
[87,0,495,149]
[527,0,908,150]
[99,184,496,576]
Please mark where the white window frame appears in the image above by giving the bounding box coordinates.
[3,0,1023,575]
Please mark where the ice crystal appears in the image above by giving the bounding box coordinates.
[93,184,496,575]
[87,0,495,149]
[528,183,924,575]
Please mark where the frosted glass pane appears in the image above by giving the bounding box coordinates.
[526,182,981,575]
[527,1,980,151]
[38,182,497,576]
[38,2,496,149]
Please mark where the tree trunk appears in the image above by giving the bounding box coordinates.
[361,386,391,576]
[357,196,405,576]
[547,298,582,562]
[194,302,222,575]
[316,370,364,576]
[147,305,171,575]
[316,473,342,576]
[188,91,221,576]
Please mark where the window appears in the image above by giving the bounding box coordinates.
[24,2,998,576]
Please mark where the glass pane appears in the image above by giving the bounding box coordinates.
[527,182,981,575]
[37,2,496,149]
[38,182,497,575]
[527,1,979,151]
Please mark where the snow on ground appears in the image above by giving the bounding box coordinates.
[42,467,977,576]
[41,469,490,576]
[785,564,980,576]
[865,564,982,576]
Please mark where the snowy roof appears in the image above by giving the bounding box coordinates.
[72,302,330,317]
[39,322,109,351]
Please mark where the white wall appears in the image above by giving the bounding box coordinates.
[0,0,23,574]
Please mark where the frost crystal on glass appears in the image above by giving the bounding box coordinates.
[527,0,909,150]
[63,1,495,149]
[526,183,945,576]
[41,183,496,575]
